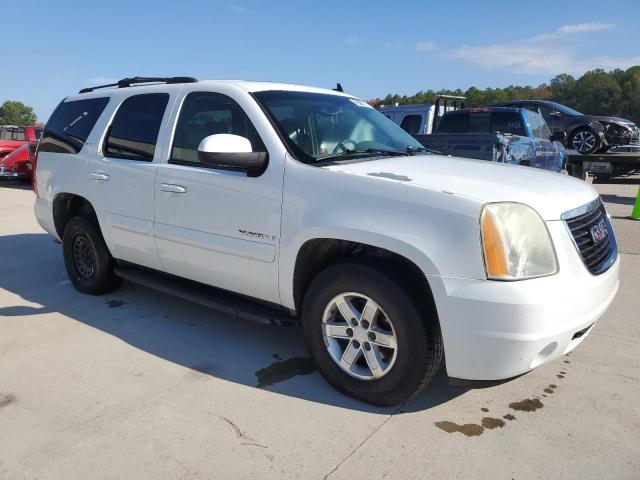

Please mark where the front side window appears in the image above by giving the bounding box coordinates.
[105,93,169,161]
[400,114,422,135]
[39,97,110,154]
[253,91,424,163]
[171,92,264,165]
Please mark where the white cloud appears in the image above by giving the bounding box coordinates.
[230,4,249,13]
[530,22,615,41]
[88,77,118,85]
[384,41,404,49]
[448,22,637,75]
[416,41,436,52]
[344,35,362,46]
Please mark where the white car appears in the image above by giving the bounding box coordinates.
[34,77,619,406]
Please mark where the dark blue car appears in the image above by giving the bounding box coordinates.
[414,107,566,172]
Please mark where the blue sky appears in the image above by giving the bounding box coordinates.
[3,0,639,121]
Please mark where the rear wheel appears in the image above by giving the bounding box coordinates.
[570,127,601,154]
[63,216,120,294]
[302,263,443,406]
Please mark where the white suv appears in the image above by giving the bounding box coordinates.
[34,77,619,406]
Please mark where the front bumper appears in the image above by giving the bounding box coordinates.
[430,218,620,380]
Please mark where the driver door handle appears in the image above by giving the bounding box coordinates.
[160,183,187,194]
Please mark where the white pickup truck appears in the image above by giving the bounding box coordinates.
[34,77,619,406]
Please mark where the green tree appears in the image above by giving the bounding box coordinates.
[0,100,37,125]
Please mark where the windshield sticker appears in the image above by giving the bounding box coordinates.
[349,98,373,108]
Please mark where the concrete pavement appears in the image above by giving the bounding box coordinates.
[0,176,638,479]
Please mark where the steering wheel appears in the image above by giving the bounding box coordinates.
[333,139,358,154]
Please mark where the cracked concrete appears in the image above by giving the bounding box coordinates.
[0,176,638,479]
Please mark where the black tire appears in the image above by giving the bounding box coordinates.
[302,263,443,406]
[63,216,120,294]
[570,127,601,155]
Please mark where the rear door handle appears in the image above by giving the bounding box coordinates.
[89,172,110,181]
[159,183,187,194]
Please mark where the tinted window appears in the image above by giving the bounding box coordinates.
[105,93,169,161]
[39,97,110,154]
[491,112,526,136]
[400,114,422,134]
[468,113,491,132]
[437,113,467,133]
[171,92,263,165]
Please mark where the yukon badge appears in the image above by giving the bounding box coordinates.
[238,229,276,241]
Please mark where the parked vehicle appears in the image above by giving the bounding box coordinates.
[380,95,465,135]
[493,100,639,155]
[567,149,640,181]
[0,125,42,159]
[413,107,566,171]
[34,77,619,406]
[0,142,36,181]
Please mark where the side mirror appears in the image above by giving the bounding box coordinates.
[197,134,267,174]
[550,131,566,142]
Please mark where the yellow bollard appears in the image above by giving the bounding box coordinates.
[631,185,640,221]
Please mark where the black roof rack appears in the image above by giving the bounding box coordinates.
[79,76,197,94]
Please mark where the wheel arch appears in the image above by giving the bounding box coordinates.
[52,193,100,239]
[287,231,440,320]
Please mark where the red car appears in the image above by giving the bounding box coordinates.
[0,142,37,181]
[0,125,42,159]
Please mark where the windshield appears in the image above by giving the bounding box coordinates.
[550,102,582,116]
[253,90,425,163]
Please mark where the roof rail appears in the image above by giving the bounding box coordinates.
[79,76,197,94]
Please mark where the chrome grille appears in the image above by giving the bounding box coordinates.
[563,199,615,275]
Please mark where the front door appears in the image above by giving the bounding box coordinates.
[153,90,284,303]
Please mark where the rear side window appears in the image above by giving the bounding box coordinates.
[39,97,110,154]
[491,112,526,136]
[437,113,467,133]
[399,114,422,135]
[105,93,169,161]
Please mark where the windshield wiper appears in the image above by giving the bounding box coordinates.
[406,145,440,155]
[314,147,411,163]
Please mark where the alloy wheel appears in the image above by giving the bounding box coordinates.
[572,130,597,153]
[321,292,398,380]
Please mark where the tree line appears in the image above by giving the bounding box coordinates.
[371,66,640,124]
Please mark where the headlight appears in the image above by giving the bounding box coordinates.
[480,203,558,280]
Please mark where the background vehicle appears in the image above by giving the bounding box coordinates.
[567,149,640,181]
[413,107,566,171]
[0,125,42,159]
[380,95,465,135]
[0,142,36,181]
[34,77,618,406]
[493,100,639,155]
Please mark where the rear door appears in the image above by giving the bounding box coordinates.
[90,91,176,270]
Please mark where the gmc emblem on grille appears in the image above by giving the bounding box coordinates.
[590,219,608,244]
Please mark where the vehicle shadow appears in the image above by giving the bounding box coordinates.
[600,193,637,206]
[0,232,468,413]
[0,179,32,190]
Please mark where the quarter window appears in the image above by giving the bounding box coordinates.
[399,114,422,135]
[171,92,264,165]
[38,97,110,154]
[105,93,169,161]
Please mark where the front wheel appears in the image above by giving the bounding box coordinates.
[570,128,601,154]
[302,263,443,406]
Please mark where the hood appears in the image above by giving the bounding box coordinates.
[581,115,637,128]
[324,155,598,221]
